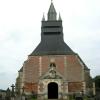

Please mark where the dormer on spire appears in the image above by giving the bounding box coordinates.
[48,1,57,21]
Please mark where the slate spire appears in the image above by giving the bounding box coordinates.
[30,1,74,56]
[58,13,62,21]
[42,13,45,21]
[48,1,57,21]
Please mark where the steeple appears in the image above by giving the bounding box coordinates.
[30,1,74,56]
[48,1,57,21]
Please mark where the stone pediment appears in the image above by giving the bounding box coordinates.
[39,68,65,80]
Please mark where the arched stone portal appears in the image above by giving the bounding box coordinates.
[48,82,58,99]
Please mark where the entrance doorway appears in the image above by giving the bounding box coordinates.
[48,82,58,99]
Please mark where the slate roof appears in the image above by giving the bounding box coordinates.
[18,67,23,72]
[30,40,74,56]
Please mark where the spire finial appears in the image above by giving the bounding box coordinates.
[42,13,45,21]
[51,0,53,3]
[59,13,62,20]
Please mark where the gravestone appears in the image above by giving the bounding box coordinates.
[5,88,11,100]
[21,86,26,100]
[11,84,15,100]
[0,94,2,99]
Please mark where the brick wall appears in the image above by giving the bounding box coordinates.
[24,82,38,93]
[23,54,86,93]
[66,55,83,81]
[23,56,39,83]
[68,82,83,92]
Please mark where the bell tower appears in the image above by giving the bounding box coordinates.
[30,1,74,55]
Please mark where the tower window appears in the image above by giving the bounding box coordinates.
[43,26,61,28]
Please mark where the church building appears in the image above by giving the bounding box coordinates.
[16,1,92,99]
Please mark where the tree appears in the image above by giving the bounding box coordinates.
[94,76,100,88]
[93,75,100,93]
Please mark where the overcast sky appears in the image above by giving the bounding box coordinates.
[0,0,100,89]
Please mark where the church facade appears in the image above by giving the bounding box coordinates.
[16,2,93,99]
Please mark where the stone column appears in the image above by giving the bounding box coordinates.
[61,81,68,100]
[82,82,86,94]
[64,56,67,79]
[39,56,42,76]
